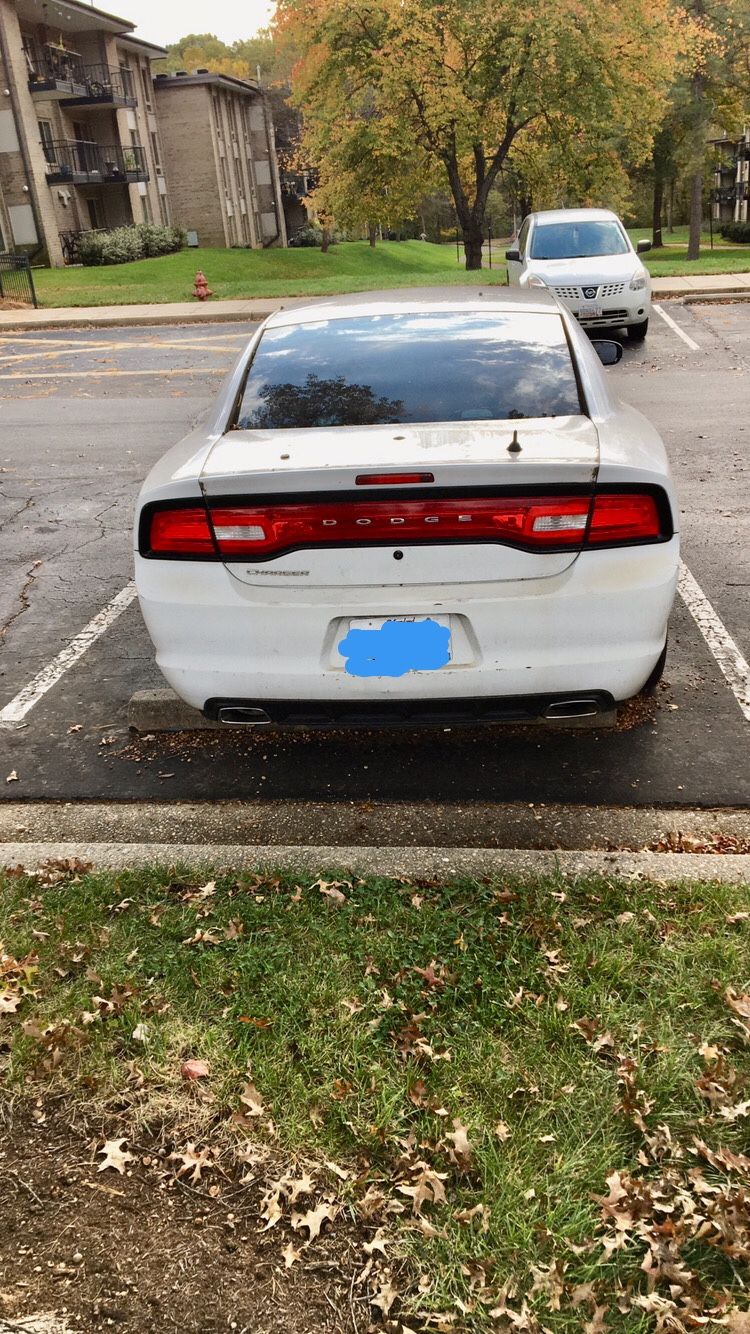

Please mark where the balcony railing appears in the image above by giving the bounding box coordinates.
[44,140,148,185]
[62,64,136,108]
[25,47,136,106]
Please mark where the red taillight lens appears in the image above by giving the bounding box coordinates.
[588,493,660,544]
[142,491,666,559]
[148,506,214,555]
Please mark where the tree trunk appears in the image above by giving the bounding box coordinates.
[463,222,484,270]
[321,226,330,254]
[687,171,702,260]
[368,221,377,248]
[667,179,674,234]
[652,175,664,249]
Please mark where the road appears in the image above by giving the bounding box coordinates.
[0,295,748,822]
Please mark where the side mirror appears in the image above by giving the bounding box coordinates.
[505,248,521,262]
[637,239,652,254]
[591,339,623,366]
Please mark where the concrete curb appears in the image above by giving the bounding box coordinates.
[2,842,750,882]
[680,291,750,305]
[2,802,749,852]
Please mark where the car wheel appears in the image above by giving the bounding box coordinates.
[629,318,649,341]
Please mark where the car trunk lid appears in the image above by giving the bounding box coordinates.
[199,416,599,588]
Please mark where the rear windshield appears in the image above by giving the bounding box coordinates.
[233,312,582,429]
[529,221,629,260]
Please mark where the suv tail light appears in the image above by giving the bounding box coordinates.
[141,490,667,560]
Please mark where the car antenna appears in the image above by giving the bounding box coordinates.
[507,429,522,454]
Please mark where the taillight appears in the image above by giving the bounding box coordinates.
[141,490,667,559]
[147,506,215,555]
[588,493,660,544]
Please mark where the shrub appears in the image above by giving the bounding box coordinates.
[288,224,325,248]
[718,221,750,244]
[78,222,185,266]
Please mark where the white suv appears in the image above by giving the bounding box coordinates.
[506,208,652,340]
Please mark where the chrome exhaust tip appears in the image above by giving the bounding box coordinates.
[543,698,601,720]
[217,706,272,726]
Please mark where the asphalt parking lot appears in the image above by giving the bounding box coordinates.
[0,293,748,819]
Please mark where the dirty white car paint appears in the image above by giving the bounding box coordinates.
[134,292,678,727]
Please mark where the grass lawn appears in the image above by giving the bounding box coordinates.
[627,224,739,247]
[31,239,492,308]
[3,862,750,1330]
[29,236,750,309]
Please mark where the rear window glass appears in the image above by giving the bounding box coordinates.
[233,312,581,429]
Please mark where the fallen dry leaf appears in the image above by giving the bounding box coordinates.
[291,1199,338,1241]
[282,1241,302,1268]
[181,1058,210,1081]
[445,1117,472,1166]
[494,1121,512,1142]
[239,1079,265,1117]
[5,770,19,783]
[97,1138,133,1175]
[169,1143,214,1183]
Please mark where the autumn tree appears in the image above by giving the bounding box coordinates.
[277,0,690,268]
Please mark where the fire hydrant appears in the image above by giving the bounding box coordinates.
[192,270,213,301]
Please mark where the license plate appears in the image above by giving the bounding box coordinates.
[578,303,603,319]
[338,615,452,678]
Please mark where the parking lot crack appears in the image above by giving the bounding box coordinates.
[0,559,40,642]
[0,494,35,529]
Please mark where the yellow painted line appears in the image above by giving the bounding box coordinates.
[0,341,243,366]
[0,367,227,381]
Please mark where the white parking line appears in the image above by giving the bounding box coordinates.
[678,562,750,722]
[653,303,701,351]
[0,582,137,729]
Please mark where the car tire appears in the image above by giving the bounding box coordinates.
[629,318,649,341]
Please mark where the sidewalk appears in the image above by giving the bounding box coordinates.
[0,272,749,331]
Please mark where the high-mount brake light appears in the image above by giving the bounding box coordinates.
[142,490,666,559]
[355,472,435,485]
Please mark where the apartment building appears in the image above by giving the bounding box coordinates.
[153,70,286,250]
[711,130,750,225]
[0,0,169,265]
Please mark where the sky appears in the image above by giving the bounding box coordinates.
[112,0,276,47]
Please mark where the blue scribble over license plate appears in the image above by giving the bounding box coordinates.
[338,616,452,678]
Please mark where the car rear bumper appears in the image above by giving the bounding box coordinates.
[135,537,679,714]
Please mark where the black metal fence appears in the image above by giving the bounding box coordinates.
[0,254,38,309]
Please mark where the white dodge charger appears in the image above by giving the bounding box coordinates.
[134,292,678,727]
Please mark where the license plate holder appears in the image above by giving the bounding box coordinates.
[579,303,603,319]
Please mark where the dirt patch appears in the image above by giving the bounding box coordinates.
[0,1102,365,1334]
[0,299,32,312]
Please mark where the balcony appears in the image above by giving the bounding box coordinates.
[25,45,136,107]
[45,140,148,186]
[62,64,136,109]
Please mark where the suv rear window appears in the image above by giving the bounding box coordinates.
[233,311,582,429]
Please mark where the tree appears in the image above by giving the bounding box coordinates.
[277,0,690,268]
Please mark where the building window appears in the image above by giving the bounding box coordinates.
[159,192,169,225]
[86,198,104,229]
[140,62,152,109]
[150,131,161,172]
[38,119,55,164]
